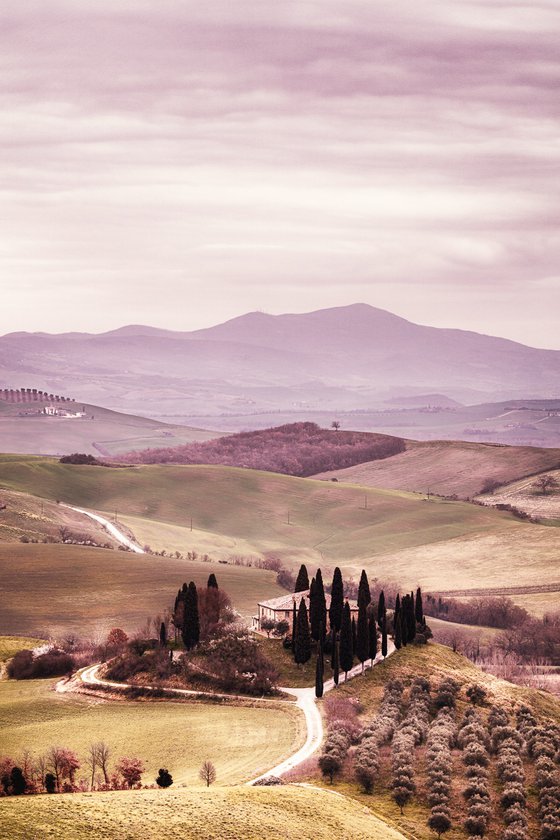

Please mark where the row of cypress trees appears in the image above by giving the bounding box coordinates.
[292,564,426,697]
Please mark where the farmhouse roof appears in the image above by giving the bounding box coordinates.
[258,590,359,611]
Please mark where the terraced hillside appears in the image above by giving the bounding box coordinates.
[477,468,560,522]
[313,439,560,499]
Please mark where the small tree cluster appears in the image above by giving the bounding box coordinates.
[488,706,528,840]
[517,706,560,840]
[361,679,404,746]
[435,677,460,709]
[402,677,431,744]
[318,730,350,784]
[391,729,416,814]
[353,734,379,794]
[426,709,457,837]
[458,709,492,837]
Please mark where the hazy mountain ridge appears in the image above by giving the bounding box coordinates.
[1,305,559,421]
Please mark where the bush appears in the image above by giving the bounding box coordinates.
[7,649,75,679]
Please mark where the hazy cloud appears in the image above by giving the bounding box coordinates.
[1,0,559,347]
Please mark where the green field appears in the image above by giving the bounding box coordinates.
[0,636,45,662]
[313,438,560,499]
[0,785,407,840]
[0,544,285,638]
[0,677,303,787]
[0,400,217,457]
[1,456,559,618]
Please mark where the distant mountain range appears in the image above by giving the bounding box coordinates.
[1,304,559,424]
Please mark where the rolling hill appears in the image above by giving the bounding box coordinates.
[312,439,560,499]
[1,456,559,605]
[2,305,559,427]
[0,397,217,456]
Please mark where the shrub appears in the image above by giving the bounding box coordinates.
[7,649,75,679]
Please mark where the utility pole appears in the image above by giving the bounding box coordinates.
[287,511,290,525]
[364,494,368,510]
[190,517,193,532]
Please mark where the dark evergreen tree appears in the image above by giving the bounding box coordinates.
[394,593,401,619]
[377,590,386,629]
[381,616,388,658]
[415,587,423,624]
[339,601,354,679]
[368,612,378,663]
[291,601,297,650]
[182,580,200,650]
[332,636,340,685]
[156,768,173,788]
[294,599,312,665]
[315,649,324,698]
[329,567,344,633]
[394,611,402,650]
[294,564,310,593]
[10,767,26,795]
[207,573,218,589]
[404,594,416,643]
[351,616,357,654]
[357,569,371,609]
[309,577,319,640]
[356,601,369,671]
[315,568,327,641]
[159,621,167,647]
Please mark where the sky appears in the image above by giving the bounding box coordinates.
[1,0,559,348]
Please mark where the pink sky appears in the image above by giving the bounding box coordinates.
[1,0,559,347]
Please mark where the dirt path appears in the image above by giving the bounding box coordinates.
[65,505,145,553]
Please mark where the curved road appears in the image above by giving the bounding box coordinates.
[66,505,145,554]
[77,644,395,785]
[67,504,395,782]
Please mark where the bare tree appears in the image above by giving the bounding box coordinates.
[199,760,217,787]
[96,742,110,785]
[331,420,341,431]
[531,474,559,495]
[87,743,98,789]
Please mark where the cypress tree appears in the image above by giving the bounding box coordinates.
[357,569,371,609]
[368,611,378,664]
[294,599,312,665]
[415,587,423,624]
[339,601,354,679]
[332,635,340,685]
[309,578,319,641]
[394,611,402,650]
[394,593,401,619]
[182,581,200,650]
[329,567,344,633]
[294,564,310,593]
[352,616,357,654]
[159,621,167,648]
[291,601,297,652]
[207,573,218,589]
[356,601,369,671]
[405,595,416,642]
[377,590,386,629]
[315,648,324,698]
[314,568,327,642]
[381,616,388,658]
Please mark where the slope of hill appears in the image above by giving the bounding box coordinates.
[2,304,559,421]
[477,468,560,521]
[120,422,405,476]
[1,456,559,602]
[312,439,560,499]
[0,398,217,456]
[0,785,408,840]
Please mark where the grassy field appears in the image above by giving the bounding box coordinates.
[0,544,285,638]
[477,468,560,521]
[296,644,560,840]
[0,677,303,787]
[0,785,407,840]
[0,454,539,561]
[313,438,560,499]
[0,400,217,457]
[0,636,45,662]
[0,488,121,546]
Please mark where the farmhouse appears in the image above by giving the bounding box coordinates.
[252,590,359,632]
